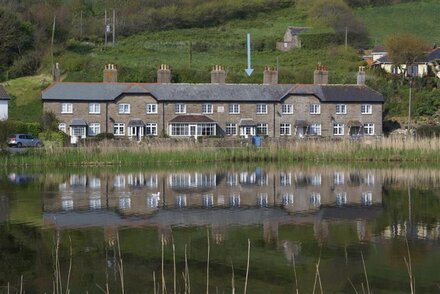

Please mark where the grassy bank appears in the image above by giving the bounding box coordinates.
[2,137,440,167]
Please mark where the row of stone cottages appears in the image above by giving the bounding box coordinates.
[41,63,383,142]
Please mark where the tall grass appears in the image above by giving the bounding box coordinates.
[3,137,440,167]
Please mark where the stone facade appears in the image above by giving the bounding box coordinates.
[45,96,383,139]
[42,65,383,140]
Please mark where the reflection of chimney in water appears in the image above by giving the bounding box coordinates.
[313,219,329,243]
[212,225,226,245]
[158,225,172,245]
[263,221,279,244]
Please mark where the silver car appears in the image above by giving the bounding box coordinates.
[8,134,42,148]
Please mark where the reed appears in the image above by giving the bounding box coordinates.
[3,137,440,167]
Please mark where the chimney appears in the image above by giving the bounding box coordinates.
[103,64,118,82]
[211,65,226,84]
[157,64,171,83]
[53,63,61,82]
[357,66,366,85]
[263,66,278,85]
[313,64,328,84]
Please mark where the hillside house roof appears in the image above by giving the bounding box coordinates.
[0,85,10,100]
[42,83,384,103]
[286,26,310,36]
[427,48,440,61]
[372,45,386,53]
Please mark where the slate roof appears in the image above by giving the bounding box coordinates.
[170,115,214,123]
[127,119,145,127]
[239,119,256,126]
[372,45,386,53]
[70,118,88,126]
[42,82,384,103]
[427,48,440,61]
[287,26,310,36]
[0,85,10,100]
[289,84,383,103]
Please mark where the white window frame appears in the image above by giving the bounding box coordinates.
[361,104,372,114]
[201,103,213,114]
[309,104,320,115]
[88,123,101,136]
[333,123,344,136]
[88,103,100,114]
[58,123,66,133]
[336,104,346,114]
[363,123,375,135]
[309,123,321,136]
[118,103,130,114]
[229,104,240,114]
[282,104,293,114]
[280,123,291,136]
[146,103,158,114]
[256,104,267,114]
[175,103,186,114]
[113,123,125,136]
[145,123,158,136]
[256,123,268,136]
[225,123,237,136]
[61,103,73,114]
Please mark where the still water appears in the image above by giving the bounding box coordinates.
[0,166,439,293]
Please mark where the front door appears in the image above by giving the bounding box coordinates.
[296,127,306,138]
[190,125,197,138]
[240,126,255,138]
[350,126,361,137]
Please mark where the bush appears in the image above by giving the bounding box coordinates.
[416,124,440,138]
[94,133,115,141]
[39,130,69,146]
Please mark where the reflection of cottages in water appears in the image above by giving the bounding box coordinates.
[45,169,383,215]
[381,222,440,241]
[277,171,381,213]
[47,173,164,217]
[44,169,384,245]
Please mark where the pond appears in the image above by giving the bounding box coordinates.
[0,165,439,293]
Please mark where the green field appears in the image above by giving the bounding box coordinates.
[356,0,440,44]
[4,0,440,122]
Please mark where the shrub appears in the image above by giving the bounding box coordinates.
[39,130,69,146]
[416,124,440,138]
[94,133,115,141]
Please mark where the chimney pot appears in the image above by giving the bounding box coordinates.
[157,64,172,83]
[103,63,118,82]
[313,64,329,84]
[53,62,61,82]
[211,65,226,84]
[263,66,278,85]
[357,66,366,85]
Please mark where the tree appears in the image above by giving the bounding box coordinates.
[384,33,429,82]
[307,0,369,47]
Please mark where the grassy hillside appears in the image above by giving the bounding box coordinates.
[356,0,440,44]
[5,1,440,123]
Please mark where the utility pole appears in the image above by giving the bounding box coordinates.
[188,41,192,68]
[80,10,83,41]
[112,9,116,46]
[51,16,56,74]
[345,26,348,49]
[407,79,413,134]
[104,9,108,46]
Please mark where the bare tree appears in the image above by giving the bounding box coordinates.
[384,33,429,82]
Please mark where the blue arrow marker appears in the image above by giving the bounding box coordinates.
[245,33,254,77]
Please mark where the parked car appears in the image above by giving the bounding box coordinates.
[8,134,42,148]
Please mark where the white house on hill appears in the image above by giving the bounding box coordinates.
[0,85,10,121]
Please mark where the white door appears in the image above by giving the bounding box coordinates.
[190,125,197,138]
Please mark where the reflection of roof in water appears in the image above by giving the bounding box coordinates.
[148,208,291,226]
[44,211,149,228]
[318,205,383,220]
[42,205,383,229]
